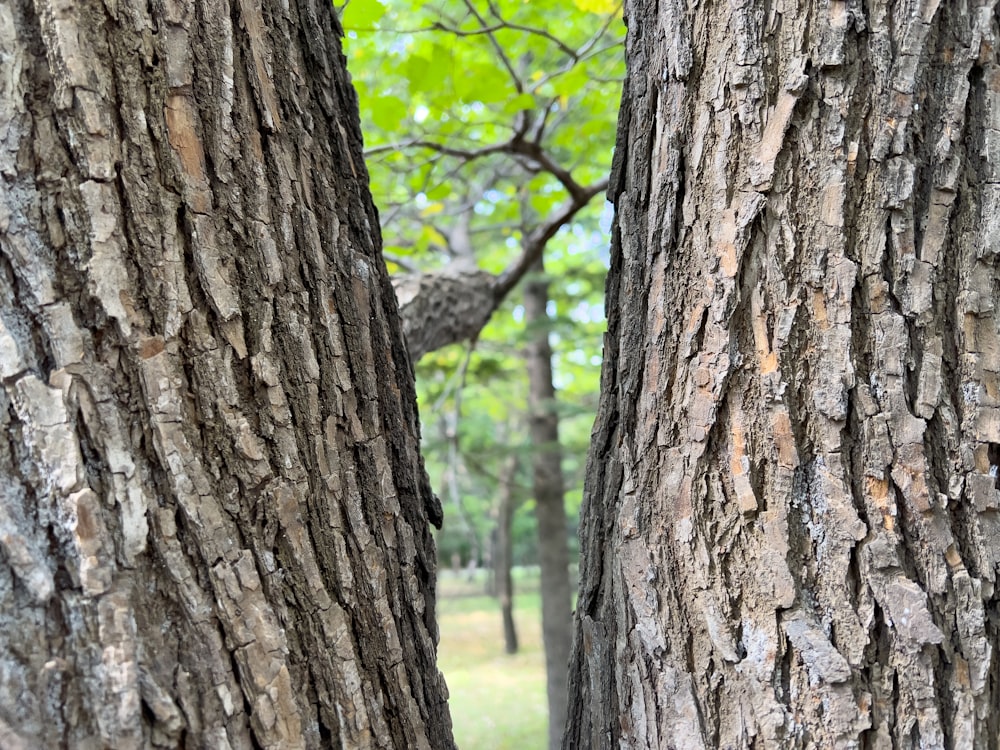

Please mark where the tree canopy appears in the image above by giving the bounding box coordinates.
[341,0,624,566]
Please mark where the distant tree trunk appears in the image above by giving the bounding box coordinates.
[525,258,573,750]
[441,410,483,574]
[567,1,1000,748]
[0,1,454,748]
[494,455,520,654]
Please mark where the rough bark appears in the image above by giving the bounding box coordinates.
[0,1,453,748]
[568,1,1000,748]
[394,269,496,361]
[525,258,573,750]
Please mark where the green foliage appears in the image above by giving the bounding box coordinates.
[343,0,623,565]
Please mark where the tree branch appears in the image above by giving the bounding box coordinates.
[368,134,593,206]
[494,179,608,299]
[395,269,496,361]
[461,0,525,93]
[394,178,608,360]
[509,138,588,201]
[382,252,418,272]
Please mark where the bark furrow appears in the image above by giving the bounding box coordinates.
[567,2,1000,748]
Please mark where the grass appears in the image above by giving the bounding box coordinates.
[437,569,548,750]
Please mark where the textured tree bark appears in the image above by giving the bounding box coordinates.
[394,269,496,362]
[0,1,453,748]
[567,1,1000,748]
[525,258,573,750]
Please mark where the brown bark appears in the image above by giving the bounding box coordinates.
[568,1,1000,748]
[525,258,573,750]
[0,1,453,748]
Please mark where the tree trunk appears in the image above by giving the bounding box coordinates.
[494,455,520,654]
[525,258,573,750]
[0,1,454,748]
[568,2,1000,748]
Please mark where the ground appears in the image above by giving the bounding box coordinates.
[437,569,548,750]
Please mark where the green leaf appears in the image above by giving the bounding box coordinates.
[406,45,452,94]
[370,95,407,131]
[343,0,386,28]
[420,224,448,248]
[426,183,452,200]
[404,55,431,90]
[503,93,537,115]
[455,63,511,104]
[572,0,619,13]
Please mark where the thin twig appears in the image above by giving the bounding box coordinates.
[382,252,418,272]
[494,180,608,299]
[527,3,624,94]
[429,17,578,59]
[460,0,525,94]
[365,138,510,159]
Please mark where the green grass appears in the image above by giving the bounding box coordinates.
[437,571,548,750]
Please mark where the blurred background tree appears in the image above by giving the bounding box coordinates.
[341,1,623,747]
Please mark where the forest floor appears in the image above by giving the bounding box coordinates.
[437,568,547,750]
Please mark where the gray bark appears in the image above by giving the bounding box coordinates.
[0,0,453,748]
[394,269,496,362]
[525,258,573,750]
[568,1,1000,748]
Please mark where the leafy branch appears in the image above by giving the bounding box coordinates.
[349,0,623,358]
